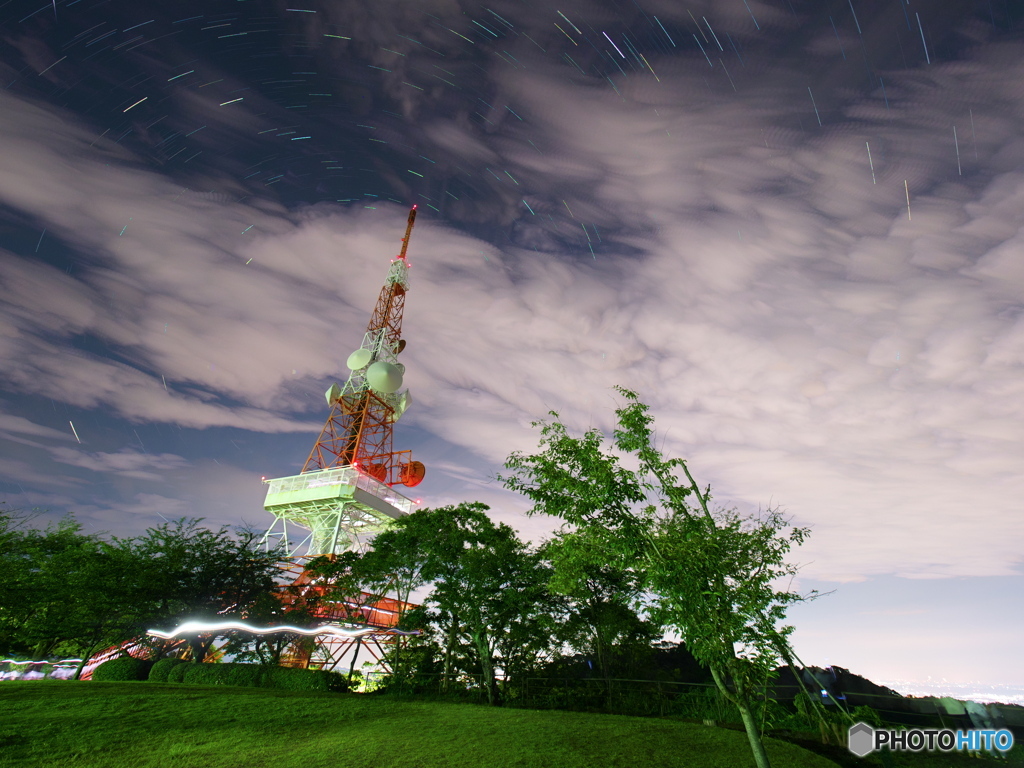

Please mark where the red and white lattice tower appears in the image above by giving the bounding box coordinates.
[259,206,428,673]
[261,206,426,557]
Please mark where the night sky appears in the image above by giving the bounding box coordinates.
[1,0,1022,697]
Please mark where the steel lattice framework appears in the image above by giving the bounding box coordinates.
[301,252,409,481]
[80,213,429,677]
[272,556,417,673]
[261,206,425,557]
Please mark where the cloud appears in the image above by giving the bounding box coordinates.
[48,447,190,481]
[0,412,75,443]
[0,457,83,490]
[391,49,1024,581]
[2,20,1024,590]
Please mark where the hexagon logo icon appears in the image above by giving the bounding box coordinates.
[848,722,875,757]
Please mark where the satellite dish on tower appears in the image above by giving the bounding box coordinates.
[400,461,426,487]
[366,361,403,393]
[363,463,388,483]
[347,348,372,370]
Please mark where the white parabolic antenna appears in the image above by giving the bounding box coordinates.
[347,348,373,370]
[366,361,403,393]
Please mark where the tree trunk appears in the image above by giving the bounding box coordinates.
[473,630,499,706]
[186,635,210,664]
[442,615,458,693]
[348,637,362,680]
[31,637,59,660]
[72,639,106,681]
[592,622,613,709]
[737,697,773,768]
[709,661,771,768]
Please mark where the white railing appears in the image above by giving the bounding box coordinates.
[265,467,413,516]
[265,467,357,496]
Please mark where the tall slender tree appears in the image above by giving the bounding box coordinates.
[501,387,821,768]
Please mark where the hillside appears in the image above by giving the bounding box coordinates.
[0,681,839,768]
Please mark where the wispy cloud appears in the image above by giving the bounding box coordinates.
[48,447,190,481]
[0,11,1022,593]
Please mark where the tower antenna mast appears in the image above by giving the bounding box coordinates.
[261,206,426,556]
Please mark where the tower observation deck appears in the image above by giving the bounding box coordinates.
[261,206,426,557]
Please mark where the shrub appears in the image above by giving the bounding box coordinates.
[224,664,268,688]
[148,658,187,683]
[672,687,735,723]
[266,666,349,693]
[181,664,228,686]
[92,657,153,682]
[181,663,268,688]
[850,704,886,728]
[175,663,349,692]
[167,662,193,683]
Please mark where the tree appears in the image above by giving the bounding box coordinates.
[541,530,659,697]
[321,503,559,705]
[0,512,287,671]
[500,387,821,768]
[0,515,157,678]
[130,518,285,663]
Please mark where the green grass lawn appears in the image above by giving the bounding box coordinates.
[0,681,839,768]
[0,682,1019,768]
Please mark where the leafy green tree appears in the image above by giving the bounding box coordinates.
[0,515,156,678]
[542,531,658,685]
[134,518,286,663]
[501,387,821,768]
[0,512,287,671]
[317,503,559,705]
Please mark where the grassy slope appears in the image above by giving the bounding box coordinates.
[0,682,841,768]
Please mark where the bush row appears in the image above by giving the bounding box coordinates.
[90,657,153,682]
[178,663,350,692]
[149,657,187,682]
[91,657,349,692]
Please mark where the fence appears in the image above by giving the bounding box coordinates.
[364,672,1024,738]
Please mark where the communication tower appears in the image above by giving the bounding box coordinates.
[261,206,426,557]
[82,212,429,678]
